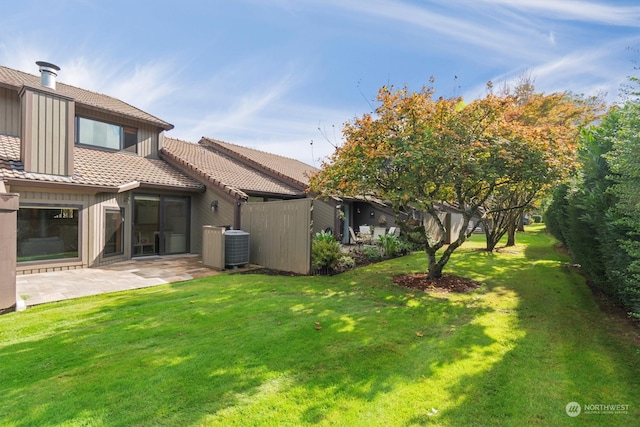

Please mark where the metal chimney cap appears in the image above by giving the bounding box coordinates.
[36,61,61,72]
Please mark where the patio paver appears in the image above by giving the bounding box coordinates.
[16,254,227,307]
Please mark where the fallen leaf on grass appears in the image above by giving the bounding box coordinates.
[416,332,424,337]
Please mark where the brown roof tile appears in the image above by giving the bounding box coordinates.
[199,137,318,188]
[162,138,304,197]
[0,134,203,191]
[0,65,173,130]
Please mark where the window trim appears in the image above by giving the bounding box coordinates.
[17,203,82,265]
[103,207,125,258]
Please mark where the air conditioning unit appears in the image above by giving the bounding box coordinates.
[224,230,250,267]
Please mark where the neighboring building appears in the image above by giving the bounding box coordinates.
[161,137,311,253]
[194,138,397,244]
[0,62,204,274]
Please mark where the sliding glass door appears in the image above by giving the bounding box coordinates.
[133,195,189,256]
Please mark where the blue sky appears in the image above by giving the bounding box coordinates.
[1,0,639,166]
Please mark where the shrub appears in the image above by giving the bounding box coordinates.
[531,215,542,223]
[336,255,356,271]
[314,230,336,243]
[354,246,384,264]
[311,232,342,272]
[377,233,400,258]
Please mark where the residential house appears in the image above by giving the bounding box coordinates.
[0,60,402,303]
[0,62,204,276]
[160,136,315,254]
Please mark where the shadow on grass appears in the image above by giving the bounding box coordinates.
[0,257,498,426]
[1,228,638,425]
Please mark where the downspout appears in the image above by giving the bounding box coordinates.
[234,199,242,230]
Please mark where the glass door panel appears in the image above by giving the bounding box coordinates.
[163,197,188,254]
[133,195,160,256]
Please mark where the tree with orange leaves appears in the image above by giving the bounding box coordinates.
[309,83,602,278]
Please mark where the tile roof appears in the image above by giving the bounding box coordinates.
[161,138,305,198]
[199,137,318,188]
[0,65,173,130]
[0,134,203,191]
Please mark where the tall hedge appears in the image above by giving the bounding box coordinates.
[545,101,640,318]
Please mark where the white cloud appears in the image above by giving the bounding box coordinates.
[475,0,640,26]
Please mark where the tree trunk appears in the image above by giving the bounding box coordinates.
[506,221,516,246]
[517,211,525,232]
[425,248,443,279]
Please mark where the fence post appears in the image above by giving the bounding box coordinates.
[0,192,19,312]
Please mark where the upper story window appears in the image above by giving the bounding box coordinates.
[76,117,137,152]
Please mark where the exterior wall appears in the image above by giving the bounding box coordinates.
[21,89,74,176]
[352,201,396,231]
[0,86,20,136]
[75,106,161,159]
[190,187,237,254]
[312,198,337,235]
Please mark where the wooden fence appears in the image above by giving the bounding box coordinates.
[241,198,312,275]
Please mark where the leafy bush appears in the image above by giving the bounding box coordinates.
[336,255,356,271]
[377,233,400,258]
[531,215,542,223]
[311,233,342,271]
[352,246,383,264]
[314,230,337,243]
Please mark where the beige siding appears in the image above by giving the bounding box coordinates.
[312,198,337,235]
[0,87,20,136]
[75,107,161,158]
[191,188,237,254]
[241,199,312,275]
[22,90,73,176]
[90,192,130,267]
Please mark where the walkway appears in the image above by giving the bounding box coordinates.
[16,255,225,307]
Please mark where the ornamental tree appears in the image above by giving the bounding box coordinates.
[309,83,601,278]
[480,85,604,250]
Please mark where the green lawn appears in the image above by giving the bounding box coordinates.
[0,224,638,426]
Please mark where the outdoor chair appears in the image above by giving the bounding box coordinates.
[358,225,373,244]
[349,226,363,245]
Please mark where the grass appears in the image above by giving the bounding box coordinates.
[0,224,638,426]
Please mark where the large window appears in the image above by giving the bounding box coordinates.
[17,206,79,262]
[104,208,124,256]
[76,117,137,152]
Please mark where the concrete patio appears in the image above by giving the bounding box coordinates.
[16,254,227,307]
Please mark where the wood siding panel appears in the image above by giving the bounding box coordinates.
[91,192,130,267]
[191,189,236,254]
[0,87,20,136]
[241,199,312,275]
[24,91,71,176]
[311,198,336,235]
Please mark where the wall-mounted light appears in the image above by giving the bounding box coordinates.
[211,200,219,212]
